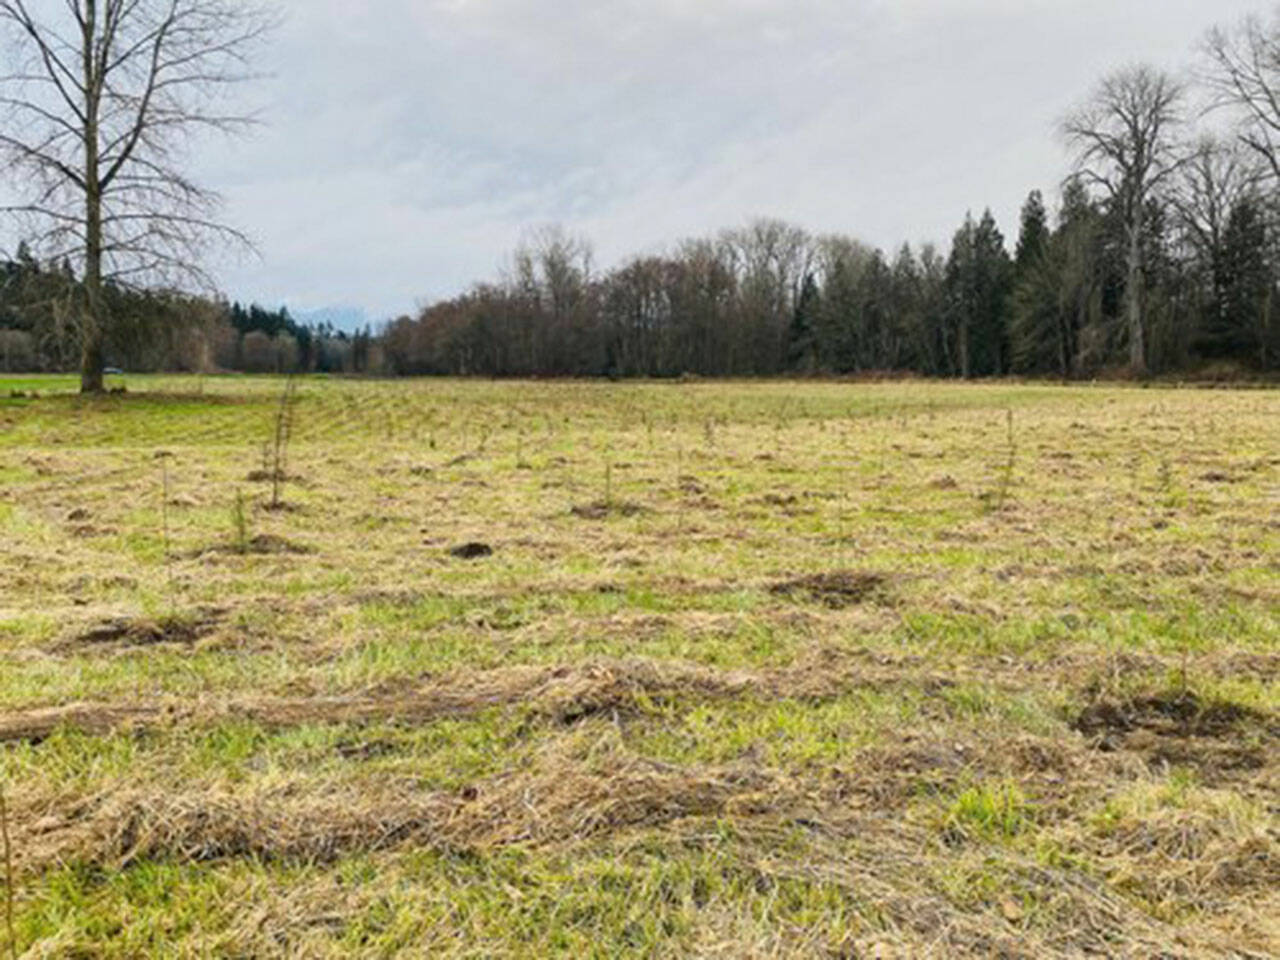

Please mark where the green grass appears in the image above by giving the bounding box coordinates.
[0,376,1276,957]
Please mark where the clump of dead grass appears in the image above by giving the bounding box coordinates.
[570,500,647,520]
[0,654,963,745]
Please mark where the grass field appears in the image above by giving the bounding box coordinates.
[0,375,1276,958]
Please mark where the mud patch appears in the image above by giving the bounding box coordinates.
[770,571,892,609]
[65,610,226,652]
[450,542,494,560]
[1199,471,1240,484]
[1073,690,1276,780]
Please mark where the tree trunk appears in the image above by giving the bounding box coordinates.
[79,317,104,392]
[80,192,105,394]
[1126,226,1146,377]
[79,0,105,395]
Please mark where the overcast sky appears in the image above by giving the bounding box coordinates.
[202,0,1267,323]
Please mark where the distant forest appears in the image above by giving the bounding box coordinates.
[0,246,377,375]
[4,14,1280,380]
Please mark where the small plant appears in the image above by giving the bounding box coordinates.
[231,490,250,554]
[604,461,614,511]
[268,376,298,510]
[1,785,15,960]
[161,459,175,604]
[676,446,686,536]
[945,782,1029,841]
[985,409,1017,514]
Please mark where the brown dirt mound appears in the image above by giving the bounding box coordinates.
[63,611,225,652]
[770,571,891,609]
[1074,690,1264,740]
[449,542,494,560]
[1073,690,1276,781]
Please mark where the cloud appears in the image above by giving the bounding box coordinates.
[199,0,1263,319]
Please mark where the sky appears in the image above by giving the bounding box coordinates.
[191,1,1268,323]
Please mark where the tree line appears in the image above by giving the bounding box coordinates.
[0,245,378,375]
[384,16,1280,381]
[3,6,1280,384]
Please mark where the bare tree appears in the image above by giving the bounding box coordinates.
[1203,12,1280,183]
[0,0,271,392]
[1064,65,1185,375]
[1173,137,1262,255]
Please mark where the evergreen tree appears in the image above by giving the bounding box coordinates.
[788,273,820,372]
[1015,190,1050,274]
[1211,196,1273,363]
[945,210,1012,377]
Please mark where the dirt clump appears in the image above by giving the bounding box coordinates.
[1200,471,1240,484]
[450,542,494,560]
[770,571,892,609]
[1073,689,1276,781]
[65,610,226,652]
[1074,690,1261,740]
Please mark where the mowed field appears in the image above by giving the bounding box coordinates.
[0,376,1277,958]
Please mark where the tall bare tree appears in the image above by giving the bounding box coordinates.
[0,0,271,392]
[1064,65,1185,375]
[1203,12,1280,184]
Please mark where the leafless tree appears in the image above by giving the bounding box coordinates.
[1203,12,1280,184]
[0,0,272,392]
[1064,65,1185,375]
[1172,136,1262,269]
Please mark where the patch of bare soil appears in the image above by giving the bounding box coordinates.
[449,542,494,560]
[770,571,892,609]
[571,500,646,520]
[1073,690,1276,781]
[63,610,225,652]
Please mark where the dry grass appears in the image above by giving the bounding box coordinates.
[0,375,1277,957]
